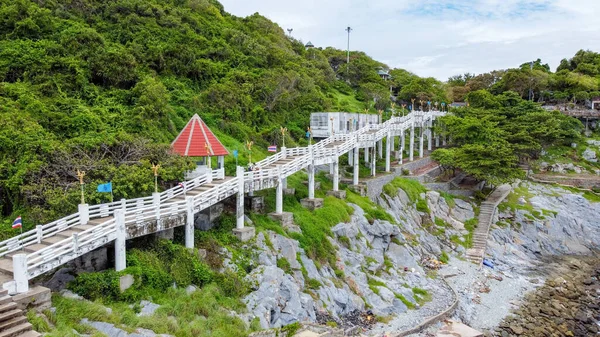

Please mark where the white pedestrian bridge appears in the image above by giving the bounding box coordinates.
[0,110,445,294]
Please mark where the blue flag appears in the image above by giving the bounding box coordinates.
[97,182,112,193]
[233,149,238,158]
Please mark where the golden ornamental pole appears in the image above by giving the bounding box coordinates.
[378,109,383,123]
[411,98,416,112]
[77,169,86,204]
[151,163,160,193]
[280,126,288,148]
[205,143,212,169]
[246,140,253,164]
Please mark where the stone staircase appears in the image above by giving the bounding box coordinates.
[0,289,40,337]
[466,185,512,265]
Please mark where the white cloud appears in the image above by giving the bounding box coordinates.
[218,0,600,80]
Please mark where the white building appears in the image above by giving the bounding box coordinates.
[310,112,380,138]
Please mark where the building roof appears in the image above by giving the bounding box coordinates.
[171,114,229,157]
[377,69,389,76]
[305,41,314,48]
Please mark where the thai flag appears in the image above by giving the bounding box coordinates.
[12,216,22,229]
[268,145,277,152]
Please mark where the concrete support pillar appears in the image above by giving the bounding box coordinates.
[353,146,359,186]
[152,192,161,220]
[364,147,369,163]
[371,145,376,176]
[276,166,283,214]
[308,162,315,199]
[400,129,405,165]
[114,209,126,272]
[390,135,395,160]
[282,177,287,189]
[12,254,29,294]
[78,204,89,225]
[236,166,245,229]
[217,156,225,169]
[419,122,424,159]
[378,140,383,159]
[348,148,353,166]
[385,132,391,172]
[333,159,339,191]
[409,122,415,162]
[427,120,433,151]
[329,162,334,175]
[185,196,194,249]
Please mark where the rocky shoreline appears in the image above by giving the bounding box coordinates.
[493,257,600,337]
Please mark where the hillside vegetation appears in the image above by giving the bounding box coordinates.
[0,0,448,232]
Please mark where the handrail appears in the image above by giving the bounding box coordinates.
[6,109,447,281]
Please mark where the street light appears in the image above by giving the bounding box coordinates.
[77,169,86,204]
[151,163,160,193]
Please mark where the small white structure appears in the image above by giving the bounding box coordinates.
[310,112,380,138]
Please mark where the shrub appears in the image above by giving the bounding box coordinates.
[416,199,429,213]
[214,271,251,298]
[276,258,292,275]
[68,270,120,301]
[439,251,449,264]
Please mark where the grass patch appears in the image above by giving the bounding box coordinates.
[346,190,396,224]
[277,258,292,275]
[439,251,449,264]
[394,293,415,309]
[382,177,427,202]
[367,278,386,295]
[560,185,600,203]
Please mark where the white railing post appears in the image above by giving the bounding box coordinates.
[185,196,194,249]
[36,225,43,244]
[276,166,283,214]
[121,198,126,211]
[428,118,433,151]
[236,166,245,229]
[419,120,424,159]
[333,158,339,191]
[78,203,89,225]
[72,233,79,254]
[281,146,287,159]
[114,209,126,272]
[353,140,359,186]
[153,192,160,220]
[400,129,405,164]
[410,120,415,162]
[12,254,29,293]
[385,131,391,172]
[207,169,213,184]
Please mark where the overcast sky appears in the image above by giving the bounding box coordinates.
[218,0,600,81]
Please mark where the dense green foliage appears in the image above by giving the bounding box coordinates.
[0,0,451,232]
[447,52,600,103]
[433,93,582,184]
[69,240,215,302]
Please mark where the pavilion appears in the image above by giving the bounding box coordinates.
[171,114,229,179]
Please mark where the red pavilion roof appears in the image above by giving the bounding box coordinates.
[171,114,229,157]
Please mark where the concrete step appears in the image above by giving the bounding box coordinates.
[22,243,50,254]
[0,322,33,337]
[0,302,19,316]
[0,289,6,297]
[56,230,81,239]
[88,216,113,225]
[72,224,95,232]
[16,331,40,337]
[0,316,28,332]
[42,236,68,245]
[0,295,12,306]
[0,259,13,274]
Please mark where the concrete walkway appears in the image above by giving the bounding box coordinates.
[466,185,512,266]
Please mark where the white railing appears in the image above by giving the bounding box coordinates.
[0,168,225,258]
[4,109,447,282]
